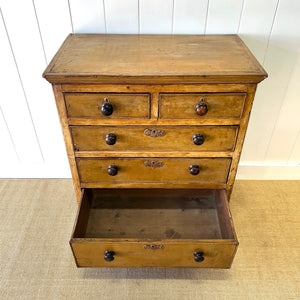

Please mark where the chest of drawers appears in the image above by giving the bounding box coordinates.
[43,34,267,268]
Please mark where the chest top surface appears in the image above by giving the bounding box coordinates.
[43,34,267,84]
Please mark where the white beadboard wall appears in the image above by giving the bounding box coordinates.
[0,0,299,179]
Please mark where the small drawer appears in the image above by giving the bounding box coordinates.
[159,93,246,119]
[70,188,238,267]
[76,157,231,185]
[71,126,238,152]
[64,93,150,119]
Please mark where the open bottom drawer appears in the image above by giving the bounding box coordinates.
[70,189,238,268]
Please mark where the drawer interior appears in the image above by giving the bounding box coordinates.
[73,189,236,241]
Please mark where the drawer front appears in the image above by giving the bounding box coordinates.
[64,93,150,118]
[71,241,237,268]
[71,126,238,152]
[159,93,246,119]
[77,158,231,184]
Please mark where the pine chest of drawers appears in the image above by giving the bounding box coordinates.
[43,34,267,268]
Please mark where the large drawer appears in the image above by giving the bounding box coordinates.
[159,93,246,119]
[70,188,238,268]
[76,157,231,185]
[71,126,238,152]
[64,93,150,119]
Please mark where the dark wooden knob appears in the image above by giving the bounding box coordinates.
[108,165,118,176]
[101,99,113,116]
[195,98,208,116]
[104,250,115,262]
[193,133,205,145]
[189,165,200,175]
[106,133,117,145]
[194,251,204,262]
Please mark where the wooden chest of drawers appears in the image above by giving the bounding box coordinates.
[43,34,267,268]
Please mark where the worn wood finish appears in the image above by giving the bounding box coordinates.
[70,126,238,152]
[64,93,150,119]
[71,240,237,268]
[80,182,227,189]
[159,93,246,119]
[70,188,238,268]
[44,34,267,268]
[52,85,81,200]
[61,84,249,93]
[43,34,267,84]
[68,118,242,126]
[226,85,257,199]
[74,151,233,158]
[76,157,231,185]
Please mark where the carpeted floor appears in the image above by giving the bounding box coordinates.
[0,179,299,299]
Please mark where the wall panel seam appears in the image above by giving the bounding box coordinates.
[262,0,280,65]
[138,0,140,34]
[171,0,175,34]
[204,0,209,34]
[0,106,20,161]
[262,0,296,163]
[67,0,74,33]
[0,8,45,162]
[237,0,245,33]
[103,0,107,34]
[32,0,48,64]
[263,67,296,163]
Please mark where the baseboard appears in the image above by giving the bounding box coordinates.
[237,163,300,180]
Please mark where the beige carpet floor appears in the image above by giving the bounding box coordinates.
[0,179,299,300]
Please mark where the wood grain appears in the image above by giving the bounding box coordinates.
[71,241,237,268]
[61,84,248,93]
[76,157,231,185]
[43,34,267,269]
[64,93,150,119]
[70,188,238,268]
[70,125,238,152]
[226,84,257,199]
[43,34,267,84]
[68,118,242,126]
[52,85,81,201]
[74,151,233,158]
[159,93,246,119]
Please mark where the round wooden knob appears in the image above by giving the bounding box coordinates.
[104,250,115,262]
[193,133,205,145]
[195,98,208,116]
[107,165,118,176]
[189,165,200,175]
[194,251,204,262]
[106,133,117,145]
[101,98,113,116]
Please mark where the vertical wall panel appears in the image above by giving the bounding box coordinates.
[105,0,138,33]
[289,132,300,164]
[1,0,69,168]
[0,0,299,178]
[240,0,300,164]
[140,0,173,34]
[69,0,106,33]
[173,0,208,34]
[0,109,18,163]
[34,0,73,62]
[266,53,300,162]
[238,0,278,64]
[206,0,244,34]
[238,0,279,164]
[0,9,43,163]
